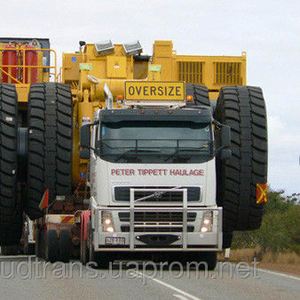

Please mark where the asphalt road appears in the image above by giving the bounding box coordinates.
[0,255,299,300]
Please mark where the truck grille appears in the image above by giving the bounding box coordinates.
[119,212,196,222]
[114,186,200,202]
[119,212,196,233]
[121,226,194,233]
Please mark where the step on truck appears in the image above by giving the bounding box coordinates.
[0,39,268,269]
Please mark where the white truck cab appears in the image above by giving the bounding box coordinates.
[80,104,231,266]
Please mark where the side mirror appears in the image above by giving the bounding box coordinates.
[215,123,231,159]
[79,149,90,159]
[221,125,231,148]
[80,123,91,148]
[220,148,232,160]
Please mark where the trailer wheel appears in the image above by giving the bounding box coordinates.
[45,230,59,263]
[186,84,210,106]
[214,86,268,231]
[26,83,73,220]
[24,243,35,255]
[59,230,71,263]
[0,83,23,246]
[35,228,44,258]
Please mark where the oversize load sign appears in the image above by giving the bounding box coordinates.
[125,81,185,101]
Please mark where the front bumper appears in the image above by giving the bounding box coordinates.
[90,188,222,252]
[91,206,223,252]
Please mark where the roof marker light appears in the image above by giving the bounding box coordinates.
[187,95,193,102]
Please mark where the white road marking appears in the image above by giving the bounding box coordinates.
[230,262,300,282]
[257,267,300,281]
[173,293,190,300]
[135,271,202,300]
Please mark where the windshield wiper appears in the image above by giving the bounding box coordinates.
[114,149,160,162]
[164,145,209,162]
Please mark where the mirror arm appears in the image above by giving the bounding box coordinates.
[213,119,222,129]
[213,119,231,157]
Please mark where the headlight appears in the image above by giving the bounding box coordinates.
[200,211,213,233]
[105,226,115,233]
[102,211,115,233]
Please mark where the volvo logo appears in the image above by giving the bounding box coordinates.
[153,191,163,200]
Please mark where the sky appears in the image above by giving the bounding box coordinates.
[1,0,299,194]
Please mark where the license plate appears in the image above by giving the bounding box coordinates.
[105,237,125,245]
[125,81,185,101]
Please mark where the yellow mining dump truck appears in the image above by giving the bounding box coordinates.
[0,38,57,253]
[0,39,267,267]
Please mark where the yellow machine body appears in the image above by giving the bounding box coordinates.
[62,41,246,184]
[63,40,246,102]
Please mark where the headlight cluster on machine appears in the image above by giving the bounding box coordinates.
[101,211,114,233]
[200,211,213,233]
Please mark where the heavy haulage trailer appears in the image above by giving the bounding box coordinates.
[0,39,267,268]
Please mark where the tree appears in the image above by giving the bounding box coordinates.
[232,188,300,255]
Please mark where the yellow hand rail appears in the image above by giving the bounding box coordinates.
[0,67,22,84]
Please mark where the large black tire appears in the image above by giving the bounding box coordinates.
[59,229,71,263]
[186,84,210,107]
[45,230,59,263]
[35,228,44,258]
[24,242,35,255]
[215,86,268,231]
[26,83,73,220]
[0,83,23,246]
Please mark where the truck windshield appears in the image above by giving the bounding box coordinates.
[97,121,213,163]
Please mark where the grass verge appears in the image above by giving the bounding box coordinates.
[218,249,300,276]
